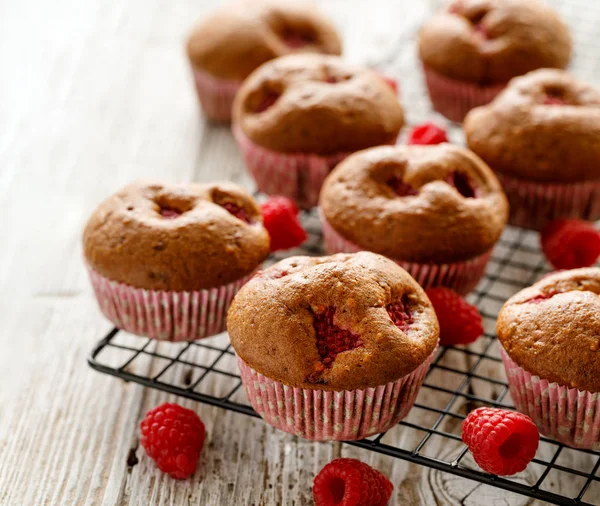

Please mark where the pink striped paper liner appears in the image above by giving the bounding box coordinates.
[320,213,492,295]
[501,348,600,450]
[87,267,255,341]
[423,65,505,123]
[232,125,353,209]
[497,173,600,230]
[237,348,436,441]
[191,67,241,122]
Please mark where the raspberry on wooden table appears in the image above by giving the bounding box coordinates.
[541,219,600,270]
[313,458,393,506]
[259,196,307,252]
[462,407,539,476]
[425,287,483,346]
[407,122,448,145]
[140,402,206,479]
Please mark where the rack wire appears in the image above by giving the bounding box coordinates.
[88,211,600,506]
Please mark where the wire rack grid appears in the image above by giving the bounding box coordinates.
[88,211,600,506]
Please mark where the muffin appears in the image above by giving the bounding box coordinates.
[465,69,600,230]
[83,181,270,341]
[186,0,342,122]
[418,0,572,122]
[497,268,600,449]
[227,252,439,441]
[232,53,405,208]
[319,144,509,295]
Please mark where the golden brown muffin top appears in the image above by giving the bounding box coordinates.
[320,144,509,264]
[232,54,404,155]
[465,69,600,183]
[228,253,440,391]
[418,0,572,85]
[186,0,342,81]
[83,181,270,291]
[497,268,600,392]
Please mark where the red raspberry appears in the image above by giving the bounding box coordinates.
[313,307,363,368]
[425,288,483,346]
[407,122,448,145]
[140,403,206,479]
[313,458,393,506]
[462,407,539,476]
[221,202,251,224]
[541,219,600,269]
[387,295,413,332]
[259,196,307,251]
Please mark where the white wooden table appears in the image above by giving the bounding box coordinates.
[2,0,599,504]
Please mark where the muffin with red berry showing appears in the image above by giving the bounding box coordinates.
[186,0,342,122]
[232,53,405,208]
[83,181,270,341]
[497,268,600,449]
[320,144,509,295]
[418,0,572,122]
[227,252,439,441]
[465,69,600,229]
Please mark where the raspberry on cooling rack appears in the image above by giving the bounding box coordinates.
[425,287,483,346]
[313,458,393,506]
[140,403,206,479]
[462,407,539,476]
[259,196,307,252]
[407,122,448,145]
[541,219,600,270]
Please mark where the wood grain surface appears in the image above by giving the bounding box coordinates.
[1,0,599,504]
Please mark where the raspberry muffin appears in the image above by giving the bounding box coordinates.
[186,0,342,122]
[83,181,270,341]
[418,0,572,122]
[465,69,600,229]
[320,144,508,295]
[232,53,405,208]
[497,268,600,449]
[227,252,439,441]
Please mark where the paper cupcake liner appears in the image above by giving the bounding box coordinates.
[87,267,255,341]
[501,348,600,450]
[320,214,491,295]
[497,173,600,230]
[237,349,436,441]
[423,65,505,123]
[191,67,241,122]
[232,125,352,209]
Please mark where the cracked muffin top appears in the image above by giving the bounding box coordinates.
[83,181,270,291]
[227,252,440,391]
[418,0,571,85]
[187,0,342,81]
[320,144,508,264]
[497,267,600,391]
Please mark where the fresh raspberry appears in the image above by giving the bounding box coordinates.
[220,202,251,224]
[387,176,418,197]
[407,122,448,145]
[462,407,539,476]
[140,403,206,479]
[314,307,363,367]
[445,171,477,198]
[387,295,413,332]
[313,458,393,506]
[541,219,600,269]
[259,196,307,251]
[425,288,483,346]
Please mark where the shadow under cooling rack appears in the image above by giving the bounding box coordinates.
[88,215,600,506]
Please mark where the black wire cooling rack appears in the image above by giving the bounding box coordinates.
[88,211,600,506]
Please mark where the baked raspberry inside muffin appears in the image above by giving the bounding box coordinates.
[227,252,439,440]
[232,53,405,208]
[83,181,269,341]
[319,144,509,294]
[186,0,342,122]
[418,0,572,122]
[497,268,600,449]
[465,69,600,229]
